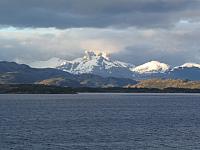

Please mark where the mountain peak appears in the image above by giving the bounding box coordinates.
[57,50,133,78]
[84,51,96,59]
[180,63,200,68]
[132,60,170,74]
[83,50,111,60]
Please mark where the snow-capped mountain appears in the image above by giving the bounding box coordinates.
[57,51,134,78]
[168,63,200,81]
[174,63,200,69]
[30,51,200,80]
[131,61,170,74]
[131,61,200,80]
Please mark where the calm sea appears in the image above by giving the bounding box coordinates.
[0,94,200,150]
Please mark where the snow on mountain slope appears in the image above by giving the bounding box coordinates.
[168,63,200,81]
[20,51,200,80]
[57,51,134,78]
[132,61,170,74]
[178,63,200,69]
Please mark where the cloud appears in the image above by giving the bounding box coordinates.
[0,0,199,28]
[0,20,200,66]
[113,20,200,65]
[0,0,199,66]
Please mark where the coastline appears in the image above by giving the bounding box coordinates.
[1,84,200,94]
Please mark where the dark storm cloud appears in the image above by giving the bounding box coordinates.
[0,0,199,28]
[0,0,200,66]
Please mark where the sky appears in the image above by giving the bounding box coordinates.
[0,0,200,66]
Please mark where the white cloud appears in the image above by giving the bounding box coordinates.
[0,21,199,65]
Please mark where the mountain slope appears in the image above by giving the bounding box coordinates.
[32,50,199,81]
[0,61,137,87]
[130,79,200,89]
[131,61,200,80]
[38,74,137,88]
[179,63,200,69]
[57,51,134,78]
[131,61,170,74]
[0,61,75,84]
[168,66,200,81]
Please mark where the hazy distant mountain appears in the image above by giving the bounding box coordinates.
[168,64,200,81]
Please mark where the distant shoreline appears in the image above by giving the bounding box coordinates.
[75,87,200,93]
[1,84,200,94]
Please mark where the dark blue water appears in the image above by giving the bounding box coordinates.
[0,94,200,150]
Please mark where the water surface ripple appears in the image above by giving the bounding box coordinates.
[0,94,200,150]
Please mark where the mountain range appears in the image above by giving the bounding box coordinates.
[0,51,200,88]
[31,51,200,81]
[0,61,137,87]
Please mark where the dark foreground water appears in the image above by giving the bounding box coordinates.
[0,94,200,150]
